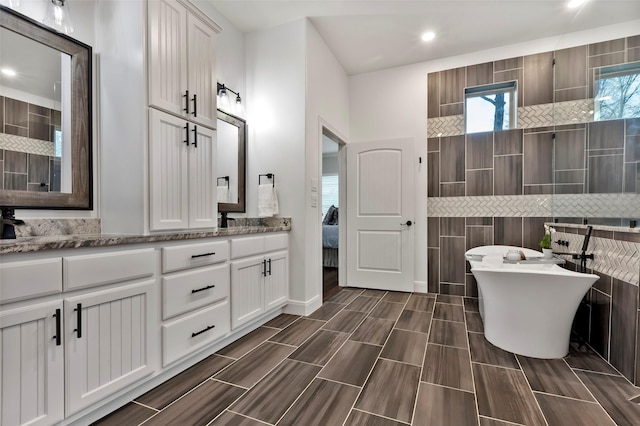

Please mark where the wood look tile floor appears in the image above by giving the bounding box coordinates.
[95,290,640,426]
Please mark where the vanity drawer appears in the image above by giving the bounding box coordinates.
[0,258,62,304]
[264,233,288,252]
[63,249,155,291]
[231,236,265,259]
[162,264,230,320]
[162,241,229,273]
[162,300,230,366]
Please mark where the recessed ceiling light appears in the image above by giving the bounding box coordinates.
[421,31,436,42]
[567,0,587,9]
[1,68,17,77]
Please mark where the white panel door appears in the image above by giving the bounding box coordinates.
[188,124,217,228]
[264,250,289,311]
[149,109,189,230]
[230,256,265,329]
[187,13,217,129]
[65,281,157,415]
[148,0,188,117]
[346,139,415,291]
[0,301,64,426]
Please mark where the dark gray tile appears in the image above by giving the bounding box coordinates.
[440,67,465,104]
[590,289,611,359]
[467,132,493,169]
[440,182,465,196]
[355,359,421,424]
[323,310,368,333]
[467,62,494,86]
[413,382,478,426]
[345,295,379,312]
[494,217,522,247]
[523,217,550,251]
[556,128,586,170]
[494,57,523,72]
[555,46,588,90]
[91,402,156,426]
[288,330,349,366]
[427,72,440,119]
[4,172,27,190]
[466,226,493,251]
[524,132,554,185]
[4,124,28,137]
[396,309,432,334]
[428,217,440,248]
[28,113,50,141]
[535,393,615,426]
[350,317,395,345]
[473,363,546,425]
[144,380,244,426]
[565,342,619,375]
[427,152,440,197]
[555,170,585,184]
[467,217,493,226]
[494,129,523,155]
[405,294,436,312]
[427,137,440,152]
[307,302,344,321]
[137,355,234,409]
[326,289,363,304]
[437,294,463,305]
[575,370,640,426]
[589,52,626,69]
[216,327,279,359]
[469,333,520,369]
[524,184,553,195]
[440,237,466,284]
[464,297,480,312]
[440,217,465,237]
[381,329,428,366]
[440,283,466,296]
[319,341,381,386]
[589,38,626,56]
[428,248,439,293]
[210,411,265,425]
[440,103,463,116]
[467,169,493,196]
[278,379,359,426]
[362,289,387,298]
[27,154,49,185]
[422,344,474,392]
[230,360,320,424]
[382,292,410,303]
[429,319,468,349]
[523,52,554,106]
[589,155,624,193]
[518,356,594,401]
[555,87,588,102]
[589,120,625,150]
[610,279,638,382]
[465,311,484,333]
[345,410,407,426]
[494,155,522,196]
[4,150,27,173]
[4,98,28,127]
[479,417,522,426]
[215,342,295,388]
[369,301,404,320]
[433,302,465,322]
[465,275,479,298]
[268,318,324,346]
[263,314,299,329]
[440,135,465,183]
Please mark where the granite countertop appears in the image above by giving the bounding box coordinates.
[1,218,291,255]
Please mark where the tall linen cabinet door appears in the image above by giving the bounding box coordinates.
[188,124,217,228]
[186,12,217,129]
[0,301,64,426]
[64,281,157,415]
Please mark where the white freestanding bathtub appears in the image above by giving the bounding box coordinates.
[466,245,598,359]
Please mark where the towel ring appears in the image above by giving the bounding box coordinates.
[259,173,275,187]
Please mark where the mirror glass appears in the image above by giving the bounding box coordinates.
[0,6,92,209]
[217,109,246,212]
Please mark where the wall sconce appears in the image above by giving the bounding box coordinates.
[217,82,243,115]
[43,0,74,34]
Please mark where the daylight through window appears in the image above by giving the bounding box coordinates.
[594,62,640,121]
[465,81,517,134]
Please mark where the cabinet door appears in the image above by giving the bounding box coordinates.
[65,280,157,415]
[187,13,217,129]
[265,250,289,311]
[1,301,64,426]
[148,0,188,117]
[149,109,190,231]
[188,125,217,228]
[230,255,265,329]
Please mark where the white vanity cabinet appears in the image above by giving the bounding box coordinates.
[230,234,289,329]
[148,0,219,129]
[149,108,217,231]
[160,241,231,366]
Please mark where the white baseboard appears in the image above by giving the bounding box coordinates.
[414,280,428,294]
[285,295,322,316]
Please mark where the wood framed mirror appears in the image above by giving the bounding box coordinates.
[0,6,92,209]
[217,109,246,213]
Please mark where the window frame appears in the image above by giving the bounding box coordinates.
[464,81,518,134]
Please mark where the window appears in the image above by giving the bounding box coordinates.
[465,81,517,134]
[322,174,339,216]
[594,62,640,121]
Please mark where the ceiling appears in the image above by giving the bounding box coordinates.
[209,0,640,75]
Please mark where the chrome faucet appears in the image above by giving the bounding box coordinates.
[1,208,25,239]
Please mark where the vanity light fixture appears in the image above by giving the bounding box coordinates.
[217,82,242,113]
[43,0,74,34]
[1,68,17,77]
[421,31,436,42]
[567,0,587,9]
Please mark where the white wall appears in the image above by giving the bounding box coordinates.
[303,20,350,311]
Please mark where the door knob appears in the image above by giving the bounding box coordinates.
[401,220,413,226]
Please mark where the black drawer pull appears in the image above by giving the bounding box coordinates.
[191,252,215,259]
[53,309,61,346]
[191,284,215,294]
[262,259,267,277]
[191,324,215,338]
[192,125,198,148]
[74,303,82,338]
[267,258,272,276]
[184,122,190,146]
[192,93,197,117]
[183,90,190,114]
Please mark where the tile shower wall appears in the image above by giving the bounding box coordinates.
[0,96,62,192]
[427,34,640,384]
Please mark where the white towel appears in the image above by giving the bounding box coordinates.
[258,184,279,217]
[217,186,229,203]
[482,254,504,268]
